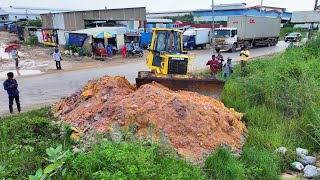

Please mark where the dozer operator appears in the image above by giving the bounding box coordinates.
[136,28,225,100]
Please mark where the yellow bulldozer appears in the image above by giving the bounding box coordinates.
[136,28,225,100]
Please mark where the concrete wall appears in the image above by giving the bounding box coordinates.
[63,12,85,31]
[41,14,54,29]
[53,14,65,30]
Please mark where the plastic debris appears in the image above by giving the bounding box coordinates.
[296,148,309,157]
[300,156,317,166]
[304,165,318,178]
[291,162,304,171]
[276,147,287,155]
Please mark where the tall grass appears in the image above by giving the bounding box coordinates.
[221,37,320,179]
[0,108,206,179]
[204,147,245,180]
[0,108,72,177]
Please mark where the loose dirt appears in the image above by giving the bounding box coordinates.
[54,76,247,161]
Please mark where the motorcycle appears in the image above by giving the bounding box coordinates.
[127,48,144,57]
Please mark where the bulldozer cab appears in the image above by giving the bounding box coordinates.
[138,28,225,100]
[147,28,190,75]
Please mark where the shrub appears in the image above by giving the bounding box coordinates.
[26,34,39,45]
[17,20,42,27]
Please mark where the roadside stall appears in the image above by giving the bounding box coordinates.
[67,27,126,60]
[92,31,116,57]
[42,29,59,46]
[124,32,141,50]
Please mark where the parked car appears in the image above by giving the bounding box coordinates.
[285,33,302,42]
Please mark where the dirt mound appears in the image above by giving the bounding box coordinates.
[54,76,246,160]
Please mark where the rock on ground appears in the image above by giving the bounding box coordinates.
[54,76,247,161]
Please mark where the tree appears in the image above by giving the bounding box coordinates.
[164,13,195,23]
[17,20,42,27]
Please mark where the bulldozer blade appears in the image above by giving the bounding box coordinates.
[136,74,225,100]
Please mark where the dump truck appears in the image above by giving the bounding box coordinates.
[183,28,212,50]
[215,16,281,52]
[136,28,225,100]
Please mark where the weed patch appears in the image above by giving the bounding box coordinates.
[222,37,320,179]
[0,108,206,179]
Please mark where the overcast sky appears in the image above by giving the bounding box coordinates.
[1,0,317,12]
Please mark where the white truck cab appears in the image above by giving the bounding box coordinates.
[214,28,238,52]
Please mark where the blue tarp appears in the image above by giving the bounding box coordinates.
[68,33,88,46]
[140,32,152,48]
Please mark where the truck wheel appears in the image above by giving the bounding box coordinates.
[267,40,271,47]
[190,46,194,51]
[244,41,250,48]
[272,40,277,46]
[201,44,205,49]
[231,44,237,52]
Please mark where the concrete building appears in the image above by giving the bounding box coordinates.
[40,7,146,46]
[0,6,72,21]
[41,7,146,31]
[147,3,292,23]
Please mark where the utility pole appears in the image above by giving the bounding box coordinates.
[314,0,319,10]
[212,0,215,55]
[309,0,319,40]
[260,0,264,16]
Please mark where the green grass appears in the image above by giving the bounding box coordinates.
[0,108,72,178]
[66,141,205,179]
[0,108,206,179]
[204,147,245,180]
[220,37,320,179]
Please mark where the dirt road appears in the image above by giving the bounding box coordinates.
[0,42,287,116]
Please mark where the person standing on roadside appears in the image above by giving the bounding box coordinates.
[3,72,21,114]
[206,55,219,79]
[122,45,127,58]
[53,48,62,70]
[223,58,234,79]
[11,48,20,69]
[240,46,250,75]
[216,49,224,71]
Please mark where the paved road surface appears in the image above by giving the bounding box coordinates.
[0,42,287,116]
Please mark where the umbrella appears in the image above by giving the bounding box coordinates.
[93,32,114,39]
[5,44,21,53]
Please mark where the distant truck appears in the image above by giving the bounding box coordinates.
[183,28,212,50]
[215,16,281,52]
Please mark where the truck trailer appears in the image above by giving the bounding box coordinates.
[183,28,211,50]
[215,16,281,52]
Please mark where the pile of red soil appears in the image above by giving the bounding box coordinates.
[54,76,246,160]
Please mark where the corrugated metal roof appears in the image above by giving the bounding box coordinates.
[147,18,173,23]
[70,27,126,35]
[0,7,72,16]
[148,3,247,14]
